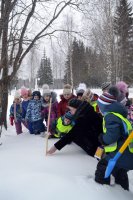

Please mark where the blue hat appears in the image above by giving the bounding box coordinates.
[32,91,41,99]
[64,111,73,121]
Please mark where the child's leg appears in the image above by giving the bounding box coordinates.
[95,158,110,185]
[112,168,129,190]
[28,122,34,134]
[14,121,22,134]
[33,119,46,134]
[22,120,28,129]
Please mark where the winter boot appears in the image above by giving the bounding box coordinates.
[95,159,110,185]
[112,168,129,190]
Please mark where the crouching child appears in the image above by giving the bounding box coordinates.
[50,111,75,138]
[95,86,133,191]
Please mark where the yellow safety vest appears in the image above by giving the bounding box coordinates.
[54,117,73,138]
[90,101,97,112]
[103,112,133,153]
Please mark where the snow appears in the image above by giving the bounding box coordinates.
[0,89,133,200]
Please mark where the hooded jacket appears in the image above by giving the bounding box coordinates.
[99,101,133,170]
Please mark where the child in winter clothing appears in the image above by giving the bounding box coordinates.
[25,91,45,134]
[82,88,99,112]
[57,84,76,117]
[20,87,30,121]
[50,111,75,138]
[9,91,24,134]
[76,83,86,100]
[95,86,133,191]
[41,84,58,136]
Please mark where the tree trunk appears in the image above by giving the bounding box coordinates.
[0,82,8,129]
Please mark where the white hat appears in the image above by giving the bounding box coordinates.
[14,90,21,99]
[42,84,51,96]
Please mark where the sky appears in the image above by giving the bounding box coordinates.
[0,89,133,200]
[18,0,133,80]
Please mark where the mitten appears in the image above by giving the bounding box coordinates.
[10,116,14,126]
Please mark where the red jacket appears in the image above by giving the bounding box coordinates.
[57,94,76,117]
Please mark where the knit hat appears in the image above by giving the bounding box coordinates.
[63,84,72,95]
[68,98,82,109]
[42,84,51,96]
[64,111,73,121]
[76,83,86,96]
[98,92,117,105]
[76,89,85,97]
[32,91,41,99]
[97,91,117,114]
[14,90,21,100]
[20,87,28,96]
[116,81,128,95]
[108,86,120,99]
[101,82,111,91]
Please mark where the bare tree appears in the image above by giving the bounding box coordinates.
[82,0,116,84]
[0,0,86,128]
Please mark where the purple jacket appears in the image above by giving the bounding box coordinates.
[42,91,58,132]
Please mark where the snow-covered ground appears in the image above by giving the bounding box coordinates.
[0,89,133,200]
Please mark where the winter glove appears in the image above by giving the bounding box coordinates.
[10,116,14,126]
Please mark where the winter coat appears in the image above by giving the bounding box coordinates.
[54,101,103,156]
[22,100,30,119]
[57,94,76,117]
[25,99,42,122]
[41,91,58,132]
[101,102,133,170]
[10,103,22,121]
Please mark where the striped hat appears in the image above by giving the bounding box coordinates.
[98,92,117,105]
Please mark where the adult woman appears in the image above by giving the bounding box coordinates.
[47,99,103,156]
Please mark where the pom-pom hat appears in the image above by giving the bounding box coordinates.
[116,81,128,95]
[42,84,51,96]
[14,91,21,100]
[98,92,117,105]
[76,89,85,96]
[20,87,28,96]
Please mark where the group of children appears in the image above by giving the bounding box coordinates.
[10,82,133,137]
[9,84,77,137]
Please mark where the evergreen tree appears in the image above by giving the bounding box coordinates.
[64,38,107,87]
[64,38,89,87]
[37,53,53,87]
[114,0,133,83]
